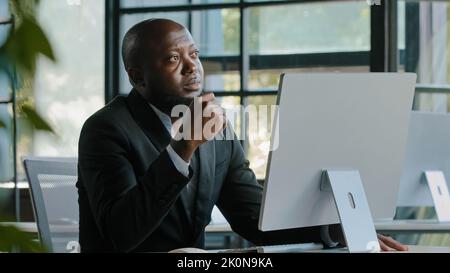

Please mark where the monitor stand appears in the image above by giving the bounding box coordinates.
[423,171,450,222]
[321,170,380,253]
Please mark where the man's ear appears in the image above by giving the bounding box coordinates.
[127,68,146,92]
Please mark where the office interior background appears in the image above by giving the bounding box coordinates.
[1,0,450,249]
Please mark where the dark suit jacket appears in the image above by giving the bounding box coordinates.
[77,89,323,252]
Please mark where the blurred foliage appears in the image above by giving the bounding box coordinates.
[0,220,46,253]
[0,0,55,133]
[0,0,55,253]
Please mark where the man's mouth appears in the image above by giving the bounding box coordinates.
[183,77,202,91]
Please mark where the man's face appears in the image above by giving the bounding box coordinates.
[142,25,204,113]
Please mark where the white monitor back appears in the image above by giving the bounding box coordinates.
[397,111,450,207]
[259,73,416,231]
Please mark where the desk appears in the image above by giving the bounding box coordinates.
[6,221,450,252]
[7,220,450,235]
[5,222,231,234]
[206,221,450,235]
[0,222,79,253]
[210,244,450,253]
[2,222,237,250]
[402,245,450,253]
[374,220,450,234]
[0,222,78,233]
[4,222,450,253]
[307,245,450,253]
[205,223,232,234]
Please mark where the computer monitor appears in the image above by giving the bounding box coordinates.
[258,73,416,251]
[397,111,450,221]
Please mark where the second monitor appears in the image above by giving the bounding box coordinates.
[397,111,450,222]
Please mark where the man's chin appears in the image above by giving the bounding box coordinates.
[183,88,203,98]
[150,88,205,115]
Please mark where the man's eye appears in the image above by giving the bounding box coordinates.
[191,51,199,58]
[169,55,179,62]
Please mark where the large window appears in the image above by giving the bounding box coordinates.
[33,0,105,157]
[0,0,105,219]
[114,0,372,179]
[396,0,450,247]
[400,0,450,113]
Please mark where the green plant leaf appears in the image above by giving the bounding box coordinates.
[10,0,41,19]
[0,16,55,75]
[0,224,46,253]
[20,105,54,133]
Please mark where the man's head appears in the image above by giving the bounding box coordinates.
[122,18,204,114]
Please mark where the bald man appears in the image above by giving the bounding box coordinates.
[77,19,406,252]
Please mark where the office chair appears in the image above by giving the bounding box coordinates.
[23,157,79,253]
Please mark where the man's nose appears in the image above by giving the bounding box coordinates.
[182,56,197,75]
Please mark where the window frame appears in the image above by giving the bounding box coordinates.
[109,1,450,182]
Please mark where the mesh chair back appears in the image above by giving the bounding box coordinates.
[23,157,79,253]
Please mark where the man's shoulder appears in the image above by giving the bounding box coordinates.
[82,95,130,130]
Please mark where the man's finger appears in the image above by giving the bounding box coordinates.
[204,104,224,117]
[193,93,215,109]
[200,92,215,102]
[378,234,408,251]
[378,239,390,252]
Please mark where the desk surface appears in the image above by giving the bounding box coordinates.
[307,245,450,253]
[3,222,231,234]
[207,220,450,234]
[1,222,78,233]
[204,223,232,233]
[4,222,450,253]
[374,220,450,233]
[210,244,450,253]
[400,245,450,253]
[5,220,450,234]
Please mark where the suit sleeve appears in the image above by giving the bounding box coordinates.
[216,128,329,246]
[78,115,192,252]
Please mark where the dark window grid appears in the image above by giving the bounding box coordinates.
[119,0,341,14]
[115,50,379,95]
[0,18,14,25]
[202,51,372,72]
[110,1,408,100]
[110,0,378,101]
[109,1,430,173]
[415,85,450,95]
[189,50,406,96]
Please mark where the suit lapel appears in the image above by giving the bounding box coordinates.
[193,140,216,237]
[126,89,216,238]
[126,90,193,230]
[126,89,171,152]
